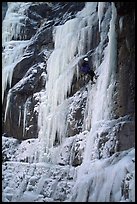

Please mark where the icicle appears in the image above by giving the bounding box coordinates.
[2,40,29,103]
[23,99,29,138]
[119,16,124,33]
[98,2,106,32]
[4,89,12,122]
[18,106,22,127]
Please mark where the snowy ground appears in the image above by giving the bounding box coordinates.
[2,136,135,202]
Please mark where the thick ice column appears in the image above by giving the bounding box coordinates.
[37,19,80,161]
[80,2,117,165]
[37,2,98,162]
[84,2,117,131]
[98,2,106,32]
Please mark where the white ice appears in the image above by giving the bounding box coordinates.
[2,2,32,43]
[98,2,106,32]
[38,2,101,161]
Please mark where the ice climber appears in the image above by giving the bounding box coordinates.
[79,57,98,82]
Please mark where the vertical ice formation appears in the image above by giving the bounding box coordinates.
[23,98,32,138]
[84,2,117,132]
[98,2,106,32]
[119,16,124,33]
[84,2,117,161]
[37,2,98,162]
[18,106,22,127]
[23,99,28,138]
[4,89,12,122]
[2,2,30,103]
[2,40,29,103]
[2,2,30,43]
[70,2,120,201]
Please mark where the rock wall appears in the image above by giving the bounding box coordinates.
[114,2,135,151]
[2,2,8,20]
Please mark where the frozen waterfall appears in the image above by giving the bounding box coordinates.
[83,2,117,161]
[37,2,99,161]
[38,2,116,161]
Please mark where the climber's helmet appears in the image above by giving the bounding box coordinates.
[84,57,88,62]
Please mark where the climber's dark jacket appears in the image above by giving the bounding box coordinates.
[79,60,96,81]
[80,61,91,74]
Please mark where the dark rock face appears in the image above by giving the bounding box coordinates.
[116,121,135,151]
[2,2,8,20]
[114,2,135,119]
[2,54,47,140]
[115,2,135,16]
[67,87,88,137]
[113,2,135,150]
[97,117,135,159]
